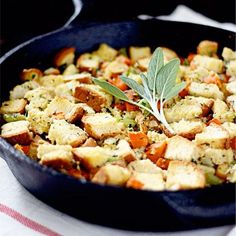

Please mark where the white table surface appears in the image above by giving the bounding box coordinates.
[0,4,236,236]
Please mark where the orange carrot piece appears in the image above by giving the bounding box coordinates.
[156,158,170,170]
[128,131,149,149]
[146,141,167,163]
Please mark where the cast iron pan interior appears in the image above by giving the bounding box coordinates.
[0,18,235,231]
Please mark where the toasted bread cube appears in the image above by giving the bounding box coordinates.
[45,97,93,123]
[195,124,230,149]
[73,84,112,112]
[164,96,213,123]
[103,61,129,78]
[20,68,43,81]
[191,55,223,73]
[24,87,55,111]
[164,136,199,161]
[212,99,235,122]
[54,47,75,67]
[62,64,78,75]
[44,67,60,75]
[63,73,92,84]
[161,47,178,61]
[197,40,218,56]
[166,160,206,190]
[227,164,236,183]
[48,120,87,147]
[38,75,64,88]
[38,144,73,169]
[201,147,234,165]
[73,146,111,169]
[170,119,205,139]
[222,47,236,61]
[226,81,236,95]
[76,53,100,71]
[81,137,97,147]
[92,164,130,186]
[28,135,48,160]
[137,57,150,71]
[27,109,51,134]
[226,60,236,77]
[1,120,32,145]
[127,172,165,191]
[0,99,27,114]
[222,122,236,139]
[127,159,162,174]
[82,113,124,140]
[226,95,236,112]
[129,46,151,61]
[189,82,224,100]
[94,43,118,61]
[115,139,136,163]
[10,81,39,100]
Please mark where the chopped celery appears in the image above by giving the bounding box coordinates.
[3,113,26,122]
[205,172,223,185]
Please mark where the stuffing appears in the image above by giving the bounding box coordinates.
[27,109,51,134]
[191,55,224,73]
[222,47,236,61]
[94,43,118,61]
[164,135,199,161]
[147,131,168,144]
[170,119,206,139]
[197,40,218,56]
[188,82,224,100]
[20,68,43,81]
[82,113,124,140]
[92,164,130,186]
[45,97,94,123]
[195,124,230,149]
[164,96,213,122]
[226,60,236,77]
[38,75,64,88]
[76,53,100,72]
[127,172,165,191]
[48,120,87,147]
[103,61,129,78]
[127,159,162,174]
[227,164,236,183]
[222,122,236,139]
[115,139,136,163]
[62,64,78,75]
[28,135,48,160]
[0,99,27,114]
[38,143,73,169]
[73,84,113,112]
[161,47,178,61]
[63,73,92,84]
[212,99,235,122]
[226,80,236,95]
[200,147,234,165]
[54,47,75,67]
[136,57,150,71]
[129,46,151,61]
[24,87,54,111]
[166,160,206,190]
[73,146,112,170]
[226,95,236,112]
[1,120,32,145]
[10,81,39,100]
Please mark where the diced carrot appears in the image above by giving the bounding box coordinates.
[67,169,82,179]
[230,137,236,150]
[125,102,139,111]
[146,141,167,163]
[108,76,128,91]
[127,179,144,189]
[178,86,189,98]
[207,118,221,126]
[128,131,149,148]
[187,53,195,63]
[14,144,30,155]
[114,102,126,111]
[156,158,170,170]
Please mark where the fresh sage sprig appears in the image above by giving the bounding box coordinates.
[93,47,186,134]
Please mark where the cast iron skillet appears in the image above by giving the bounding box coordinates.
[0,2,235,232]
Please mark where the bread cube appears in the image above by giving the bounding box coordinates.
[226,95,236,112]
[222,47,236,61]
[226,81,236,95]
[129,46,151,61]
[94,43,118,61]
[0,99,27,114]
[197,40,218,56]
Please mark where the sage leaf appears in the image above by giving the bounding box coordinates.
[164,82,186,101]
[93,78,129,101]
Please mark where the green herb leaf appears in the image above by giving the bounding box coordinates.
[164,82,186,101]
[156,58,180,97]
[93,78,129,101]
[147,47,164,90]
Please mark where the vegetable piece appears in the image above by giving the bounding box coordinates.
[207,118,222,126]
[156,158,170,170]
[230,137,236,150]
[125,102,139,111]
[108,76,128,91]
[54,47,76,67]
[205,172,223,185]
[216,163,229,180]
[128,131,149,148]
[14,144,30,155]
[20,68,43,81]
[3,113,26,123]
[146,141,167,163]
